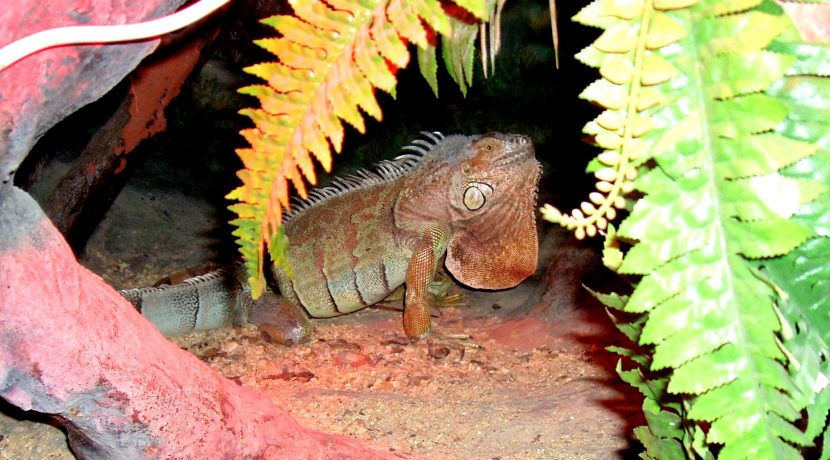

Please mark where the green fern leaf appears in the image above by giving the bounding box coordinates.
[706,51,794,99]
[712,94,789,138]
[572,0,626,30]
[441,17,479,96]
[755,41,830,451]
[771,41,830,77]
[549,0,830,456]
[608,312,696,458]
[587,285,629,311]
[706,0,762,15]
[597,280,703,457]
[726,219,812,258]
[451,0,489,19]
[715,134,817,179]
[700,12,786,53]
[417,42,440,96]
[720,175,825,221]
[231,0,487,295]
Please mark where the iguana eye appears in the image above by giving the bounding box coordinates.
[463,183,493,210]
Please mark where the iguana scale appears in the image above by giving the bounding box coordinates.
[121,132,541,344]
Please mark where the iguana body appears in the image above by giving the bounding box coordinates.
[121,132,541,343]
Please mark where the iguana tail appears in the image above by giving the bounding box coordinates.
[119,266,248,336]
[119,264,313,344]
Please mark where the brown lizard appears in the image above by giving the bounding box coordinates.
[121,132,541,344]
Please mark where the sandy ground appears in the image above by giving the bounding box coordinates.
[163,288,642,459]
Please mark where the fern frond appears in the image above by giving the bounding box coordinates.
[758,41,830,454]
[598,293,704,459]
[441,16,479,96]
[230,0,487,295]
[542,0,688,239]
[553,0,829,456]
[416,1,496,97]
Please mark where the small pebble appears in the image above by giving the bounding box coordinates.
[326,338,362,351]
[428,343,450,359]
[258,324,295,345]
[334,351,370,367]
[410,375,430,386]
[200,347,221,359]
[386,345,405,354]
[220,341,239,354]
[268,370,315,382]
[380,335,412,346]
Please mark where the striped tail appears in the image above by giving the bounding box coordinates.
[119,267,246,336]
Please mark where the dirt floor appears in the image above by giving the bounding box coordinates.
[0,304,640,460]
[165,302,641,459]
[2,153,643,459]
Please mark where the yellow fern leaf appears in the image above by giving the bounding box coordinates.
[387,0,428,46]
[371,14,409,68]
[355,28,397,94]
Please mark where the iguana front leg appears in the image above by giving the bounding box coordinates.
[403,226,446,336]
[404,227,478,350]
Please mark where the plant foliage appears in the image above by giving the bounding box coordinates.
[230,0,488,295]
[544,0,830,457]
[760,42,830,456]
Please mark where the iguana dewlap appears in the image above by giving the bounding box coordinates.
[121,132,541,344]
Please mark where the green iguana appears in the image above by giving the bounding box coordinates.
[121,132,541,344]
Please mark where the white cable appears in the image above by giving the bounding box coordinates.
[0,0,231,72]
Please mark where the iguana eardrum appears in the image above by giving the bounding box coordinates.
[121,132,541,344]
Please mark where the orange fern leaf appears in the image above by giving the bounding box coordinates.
[230,0,489,297]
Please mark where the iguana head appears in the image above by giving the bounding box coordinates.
[397,132,541,290]
[443,133,541,289]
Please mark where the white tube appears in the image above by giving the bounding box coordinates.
[0,0,231,71]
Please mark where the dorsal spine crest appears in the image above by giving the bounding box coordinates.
[283,131,446,221]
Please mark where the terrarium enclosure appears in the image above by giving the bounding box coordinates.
[1,0,829,458]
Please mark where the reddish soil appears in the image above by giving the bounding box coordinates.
[167,300,642,459]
